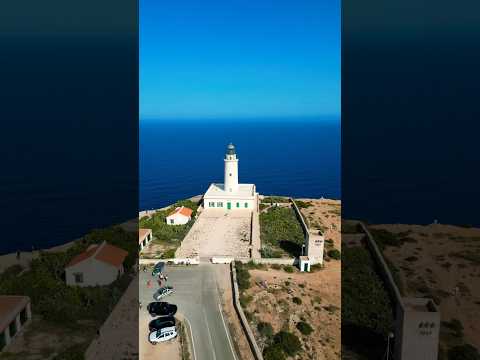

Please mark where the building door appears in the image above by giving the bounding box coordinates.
[227,202,231,210]
[304,263,309,272]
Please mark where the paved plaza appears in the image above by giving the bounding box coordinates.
[175,209,252,259]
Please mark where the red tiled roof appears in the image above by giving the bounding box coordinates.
[66,245,98,267]
[66,242,128,268]
[139,228,152,244]
[167,206,193,218]
[95,243,129,268]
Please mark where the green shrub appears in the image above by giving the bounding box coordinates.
[342,247,394,336]
[263,344,286,360]
[161,248,176,259]
[294,200,313,209]
[447,344,480,360]
[260,207,304,257]
[283,265,294,273]
[240,294,253,307]
[262,196,289,204]
[260,247,283,258]
[292,297,302,305]
[369,228,403,249]
[257,321,274,338]
[327,249,341,260]
[273,331,302,356]
[235,262,251,291]
[296,321,314,335]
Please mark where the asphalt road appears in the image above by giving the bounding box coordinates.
[139,263,238,360]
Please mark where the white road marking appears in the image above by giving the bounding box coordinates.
[184,316,197,360]
[218,303,238,360]
[203,308,217,360]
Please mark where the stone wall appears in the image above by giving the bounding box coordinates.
[230,262,264,360]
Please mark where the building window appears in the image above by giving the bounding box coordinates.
[244,202,248,208]
[217,202,223,207]
[236,202,240,208]
[209,202,215,207]
[74,273,84,284]
[170,219,174,224]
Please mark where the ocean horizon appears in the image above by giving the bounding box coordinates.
[140,117,341,211]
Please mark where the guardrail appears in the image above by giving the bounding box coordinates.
[230,262,264,360]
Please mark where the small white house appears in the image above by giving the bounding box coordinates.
[139,228,152,251]
[65,241,128,287]
[166,206,192,225]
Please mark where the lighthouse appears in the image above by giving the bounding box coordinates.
[224,143,239,193]
[203,143,258,211]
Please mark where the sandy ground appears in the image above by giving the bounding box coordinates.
[176,209,252,259]
[244,264,341,360]
[298,198,341,251]
[372,223,480,350]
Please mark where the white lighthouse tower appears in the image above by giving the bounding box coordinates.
[203,143,258,211]
[224,143,239,193]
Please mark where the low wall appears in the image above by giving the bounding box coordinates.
[290,198,310,236]
[230,262,264,360]
[139,258,200,265]
[251,210,261,259]
[235,257,297,265]
[358,222,403,307]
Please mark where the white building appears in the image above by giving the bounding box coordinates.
[0,296,32,352]
[65,241,128,287]
[166,206,193,225]
[139,228,152,251]
[203,143,258,211]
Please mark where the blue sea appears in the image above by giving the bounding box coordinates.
[140,117,341,211]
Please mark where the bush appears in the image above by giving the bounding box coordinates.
[161,248,176,259]
[292,297,302,305]
[342,247,394,336]
[263,344,286,360]
[273,331,302,356]
[448,344,480,360]
[260,207,304,257]
[235,262,251,291]
[369,228,403,249]
[283,265,294,273]
[327,249,341,260]
[240,294,253,307]
[294,200,313,209]
[260,247,283,258]
[257,321,274,338]
[296,321,314,335]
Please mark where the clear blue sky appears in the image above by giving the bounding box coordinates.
[140,0,340,119]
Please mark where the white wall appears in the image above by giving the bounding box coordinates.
[203,197,256,210]
[66,258,123,287]
[166,214,190,225]
[224,155,239,193]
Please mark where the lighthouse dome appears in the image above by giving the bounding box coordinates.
[227,143,236,155]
